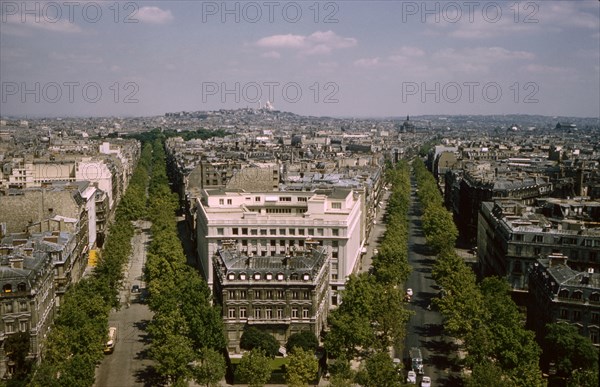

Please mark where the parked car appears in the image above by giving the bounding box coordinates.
[406,370,417,384]
[421,376,431,387]
[131,284,140,293]
[373,248,379,255]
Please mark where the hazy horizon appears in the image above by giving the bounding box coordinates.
[2,1,599,118]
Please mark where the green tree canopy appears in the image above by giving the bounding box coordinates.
[240,326,280,358]
[190,347,226,387]
[286,331,319,354]
[285,347,319,386]
[235,348,272,387]
[544,323,599,380]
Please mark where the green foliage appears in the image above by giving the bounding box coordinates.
[285,347,319,386]
[143,138,226,383]
[414,160,544,384]
[4,331,33,381]
[190,348,227,387]
[286,331,319,354]
[240,326,280,358]
[355,351,401,387]
[235,348,272,387]
[324,274,411,358]
[544,323,599,381]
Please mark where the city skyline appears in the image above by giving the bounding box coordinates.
[1,1,599,118]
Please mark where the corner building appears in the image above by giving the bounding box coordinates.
[196,188,363,306]
[213,241,329,353]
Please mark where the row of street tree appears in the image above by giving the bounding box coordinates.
[323,161,413,386]
[414,159,547,386]
[143,139,227,386]
[24,144,154,386]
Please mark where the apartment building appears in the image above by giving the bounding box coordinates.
[213,241,329,353]
[196,188,363,306]
[528,253,600,346]
[0,249,55,378]
[478,200,600,294]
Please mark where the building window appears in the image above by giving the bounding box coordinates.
[514,234,523,241]
[219,199,224,205]
[277,273,284,281]
[332,251,339,259]
[573,310,582,321]
[5,322,14,333]
[19,321,28,332]
[228,308,236,318]
[19,301,27,312]
[560,309,569,319]
[303,308,310,319]
[572,291,583,300]
[591,313,600,323]
[240,290,247,299]
[277,308,284,319]
[254,308,261,319]
[266,273,273,280]
[254,273,261,280]
[298,197,307,202]
[298,229,305,235]
[279,196,292,202]
[4,303,13,313]
[270,229,277,235]
[240,307,247,318]
[534,235,543,243]
[317,228,324,236]
[292,291,299,299]
[228,290,235,299]
[217,228,224,236]
[279,228,286,235]
[277,290,285,299]
[266,290,273,299]
[331,202,341,209]
[242,228,248,235]
[2,284,11,293]
[332,240,339,248]
[227,199,232,205]
[228,273,235,280]
[251,229,258,236]
[232,228,239,235]
[255,290,261,299]
[332,274,338,281]
[591,330,599,345]
[332,228,339,236]
[17,283,26,292]
[303,291,310,300]
[280,240,286,247]
[240,273,247,280]
[289,228,296,235]
[291,308,298,318]
[266,308,273,319]
[260,229,267,236]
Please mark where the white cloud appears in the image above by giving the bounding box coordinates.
[261,51,281,59]
[523,64,568,75]
[354,57,381,68]
[2,14,82,34]
[136,7,174,24]
[255,31,357,56]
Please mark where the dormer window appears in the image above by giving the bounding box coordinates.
[254,273,261,280]
[266,273,273,280]
[239,273,247,280]
[227,273,235,280]
[277,273,284,281]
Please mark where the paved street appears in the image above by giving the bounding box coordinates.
[95,220,157,387]
[403,177,461,386]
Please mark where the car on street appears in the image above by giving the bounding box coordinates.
[131,284,140,293]
[373,248,379,255]
[421,376,431,387]
[406,370,417,384]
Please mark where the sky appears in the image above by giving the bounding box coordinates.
[1,1,599,118]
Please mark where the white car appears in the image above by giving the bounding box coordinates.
[421,376,431,387]
[373,248,379,255]
[406,370,417,384]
